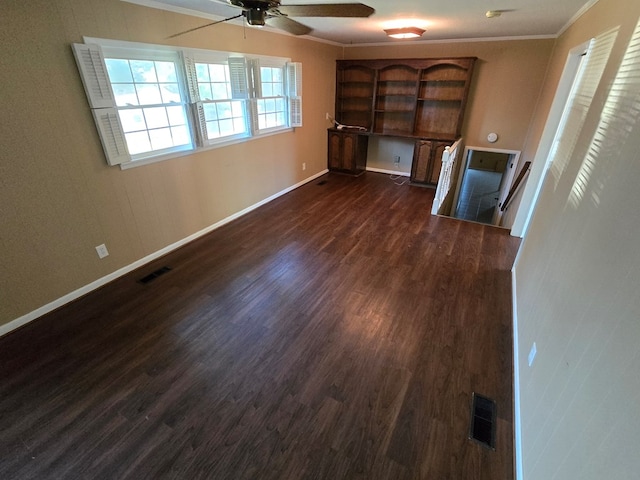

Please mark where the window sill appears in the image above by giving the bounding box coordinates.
[120,127,295,170]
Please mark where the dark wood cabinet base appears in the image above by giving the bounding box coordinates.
[328,128,369,175]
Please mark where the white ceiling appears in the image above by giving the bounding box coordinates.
[127,0,597,45]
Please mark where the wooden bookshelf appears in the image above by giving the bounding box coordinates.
[331,58,476,183]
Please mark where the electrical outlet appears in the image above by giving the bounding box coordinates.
[302,162,306,171]
[95,244,109,259]
[393,155,400,167]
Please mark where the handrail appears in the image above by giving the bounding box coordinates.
[431,138,463,215]
[501,161,531,211]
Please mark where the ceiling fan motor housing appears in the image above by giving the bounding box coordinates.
[229,0,281,10]
[246,9,266,25]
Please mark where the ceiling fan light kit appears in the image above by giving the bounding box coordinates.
[384,27,425,39]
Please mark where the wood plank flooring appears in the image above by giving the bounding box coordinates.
[0,172,521,479]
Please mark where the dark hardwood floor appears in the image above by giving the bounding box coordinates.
[0,172,520,479]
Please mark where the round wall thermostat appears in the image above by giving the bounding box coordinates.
[487,132,498,143]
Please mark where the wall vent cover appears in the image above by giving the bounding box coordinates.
[138,266,172,284]
[469,392,497,449]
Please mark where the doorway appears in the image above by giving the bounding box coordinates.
[451,147,520,225]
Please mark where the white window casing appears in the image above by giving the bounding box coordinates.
[73,38,302,168]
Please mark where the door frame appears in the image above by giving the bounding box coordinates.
[450,146,521,226]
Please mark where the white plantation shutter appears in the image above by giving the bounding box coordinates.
[249,59,262,98]
[72,43,130,165]
[248,99,260,135]
[287,62,302,127]
[92,108,129,166]
[289,97,302,127]
[72,43,114,109]
[287,62,302,96]
[182,53,201,103]
[194,102,209,145]
[229,57,249,99]
[183,54,206,145]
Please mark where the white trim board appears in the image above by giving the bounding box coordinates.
[366,167,410,177]
[512,266,524,480]
[0,170,329,339]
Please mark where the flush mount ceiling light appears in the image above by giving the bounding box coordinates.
[485,10,502,18]
[384,26,425,39]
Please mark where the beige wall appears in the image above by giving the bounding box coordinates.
[514,0,640,478]
[0,0,341,327]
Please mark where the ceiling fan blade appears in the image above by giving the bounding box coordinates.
[167,13,244,39]
[278,3,375,18]
[267,16,313,35]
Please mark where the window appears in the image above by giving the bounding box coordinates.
[104,57,191,156]
[196,63,247,139]
[249,61,302,134]
[256,65,287,131]
[72,39,302,168]
[183,54,250,146]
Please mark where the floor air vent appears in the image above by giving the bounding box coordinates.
[138,266,172,285]
[469,392,497,449]
[317,180,328,185]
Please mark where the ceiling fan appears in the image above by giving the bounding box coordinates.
[169,1,375,38]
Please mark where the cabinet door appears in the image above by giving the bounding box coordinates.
[328,131,343,170]
[341,133,357,171]
[411,140,433,184]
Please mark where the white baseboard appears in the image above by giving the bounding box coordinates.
[0,170,329,338]
[512,266,524,480]
[366,167,410,177]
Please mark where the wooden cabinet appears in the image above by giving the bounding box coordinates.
[332,57,475,184]
[336,58,475,140]
[410,140,449,185]
[328,129,368,176]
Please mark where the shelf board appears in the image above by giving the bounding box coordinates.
[420,79,466,83]
[377,80,418,84]
[340,80,375,84]
[377,94,416,98]
[375,109,415,113]
[414,131,457,141]
[338,110,372,115]
[418,97,463,102]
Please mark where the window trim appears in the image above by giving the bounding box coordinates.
[74,37,301,169]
